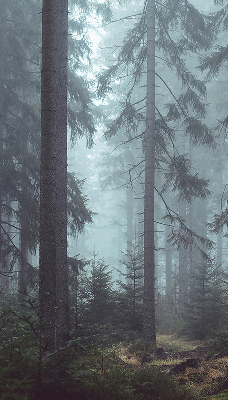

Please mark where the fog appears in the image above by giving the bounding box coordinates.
[1,0,228,343]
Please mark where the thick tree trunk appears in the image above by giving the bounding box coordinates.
[40,0,57,347]
[55,0,69,344]
[0,1,6,285]
[143,0,156,345]
[39,0,69,348]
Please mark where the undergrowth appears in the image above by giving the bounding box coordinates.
[0,301,197,400]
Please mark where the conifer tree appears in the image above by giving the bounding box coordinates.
[0,0,7,290]
[40,0,110,346]
[143,0,156,344]
[40,0,69,347]
[97,0,215,343]
[0,0,97,302]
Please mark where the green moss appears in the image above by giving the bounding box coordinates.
[203,390,228,400]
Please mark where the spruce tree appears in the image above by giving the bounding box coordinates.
[40,0,69,347]
[97,0,215,343]
[143,0,156,344]
[0,0,97,302]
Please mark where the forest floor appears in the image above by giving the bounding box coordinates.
[114,334,228,399]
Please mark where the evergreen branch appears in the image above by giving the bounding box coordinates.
[7,110,39,144]
[1,223,36,271]
[102,13,143,26]
[156,73,188,117]
[199,45,228,79]
[155,107,179,154]
[6,54,40,66]
[5,68,40,82]
[154,186,214,254]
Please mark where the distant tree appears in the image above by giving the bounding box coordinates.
[86,259,115,323]
[0,0,41,297]
[183,259,227,339]
[118,246,143,331]
[0,0,100,305]
[143,0,156,344]
[97,0,215,344]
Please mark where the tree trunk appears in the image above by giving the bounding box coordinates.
[188,201,194,294]
[178,200,188,316]
[39,0,69,349]
[137,193,144,286]
[137,193,144,256]
[118,223,123,281]
[0,1,6,285]
[55,0,69,345]
[126,184,133,255]
[19,204,29,303]
[216,162,223,269]
[143,0,156,345]
[126,184,133,283]
[165,223,172,299]
[19,135,29,303]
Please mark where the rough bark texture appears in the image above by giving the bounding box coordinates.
[143,0,156,345]
[40,0,57,346]
[55,0,69,344]
[0,1,6,290]
[39,0,69,348]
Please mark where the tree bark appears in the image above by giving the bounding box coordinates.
[126,184,133,283]
[39,0,69,348]
[55,0,69,344]
[178,200,188,316]
[143,0,156,345]
[0,1,6,288]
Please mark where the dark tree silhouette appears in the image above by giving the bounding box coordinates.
[39,0,69,348]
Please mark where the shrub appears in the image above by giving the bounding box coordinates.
[211,331,228,355]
